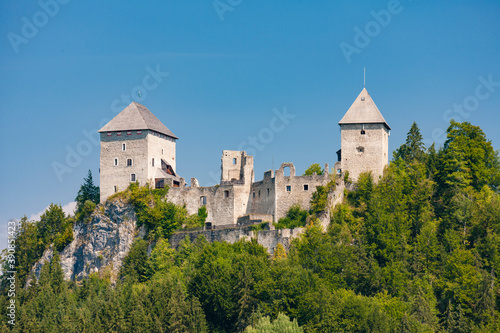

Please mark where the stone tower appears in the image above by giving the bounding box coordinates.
[98,102,179,202]
[338,88,391,182]
[220,150,254,184]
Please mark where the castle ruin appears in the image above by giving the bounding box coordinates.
[98,88,390,227]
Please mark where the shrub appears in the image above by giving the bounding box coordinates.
[274,205,309,229]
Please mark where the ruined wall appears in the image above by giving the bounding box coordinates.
[248,170,276,219]
[274,163,331,220]
[169,226,306,255]
[340,123,389,181]
[221,150,254,184]
[100,131,149,202]
[221,150,244,182]
[167,184,239,226]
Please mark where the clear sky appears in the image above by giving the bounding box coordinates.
[1,0,499,250]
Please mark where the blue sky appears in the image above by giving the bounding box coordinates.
[1,0,499,250]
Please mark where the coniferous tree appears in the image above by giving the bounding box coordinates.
[393,122,426,163]
[75,170,100,207]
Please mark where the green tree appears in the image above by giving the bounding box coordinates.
[38,203,73,252]
[244,313,303,332]
[303,163,323,176]
[119,239,149,283]
[435,120,500,195]
[393,122,426,163]
[75,170,100,210]
[274,205,309,229]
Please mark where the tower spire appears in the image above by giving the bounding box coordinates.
[363,67,366,87]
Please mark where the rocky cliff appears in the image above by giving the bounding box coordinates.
[28,199,143,286]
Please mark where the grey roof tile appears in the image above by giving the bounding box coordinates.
[339,88,391,130]
[98,102,178,138]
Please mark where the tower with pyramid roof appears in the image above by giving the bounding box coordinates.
[98,102,180,202]
[338,88,391,182]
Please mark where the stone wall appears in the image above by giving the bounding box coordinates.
[146,132,176,178]
[340,123,389,181]
[167,183,238,226]
[248,170,276,218]
[100,130,177,203]
[274,163,331,220]
[169,226,306,255]
[100,131,149,202]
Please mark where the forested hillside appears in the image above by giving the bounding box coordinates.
[1,120,500,332]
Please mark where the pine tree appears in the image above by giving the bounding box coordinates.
[76,170,100,205]
[393,122,425,163]
[75,170,100,222]
[168,282,189,333]
[49,251,65,293]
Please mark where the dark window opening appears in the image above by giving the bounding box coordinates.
[286,185,291,192]
[122,143,126,150]
[357,146,365,153]
[224,190,229,198]
[173,181,180,187]
[114,158,118,166]
[152,158,154,167]
[130,174,136,182]
[161,159,176,176]
[155,179,165,189]
[336,149,342,162]
[361,130,366,135]
[253,192,255,198]
[127,159,132,166]
[304,184,309,191]
[267,188,270,196]
[200,196,206,206]
[114,186,117,193]
[258,190,261,197]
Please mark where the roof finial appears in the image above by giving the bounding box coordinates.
[363,67,366,88]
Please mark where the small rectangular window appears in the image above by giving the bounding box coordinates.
[162,149,164,154]
[253,192,255,198]
[286,186,291,192]
[361,130,366,135]
[114,186,117,193]
[127,159,132,166]
[224,190,229,198]
[200,196,207,206]
[304,184,309,191]
[114,158,118,166]
[122,143,126,151]
[233,158,237,165]
[258,190,261,197]
[130,174,136,182]
[152,158,154,167]
[267,188,270,196]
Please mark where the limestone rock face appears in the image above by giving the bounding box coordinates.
[28,199,143,286]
